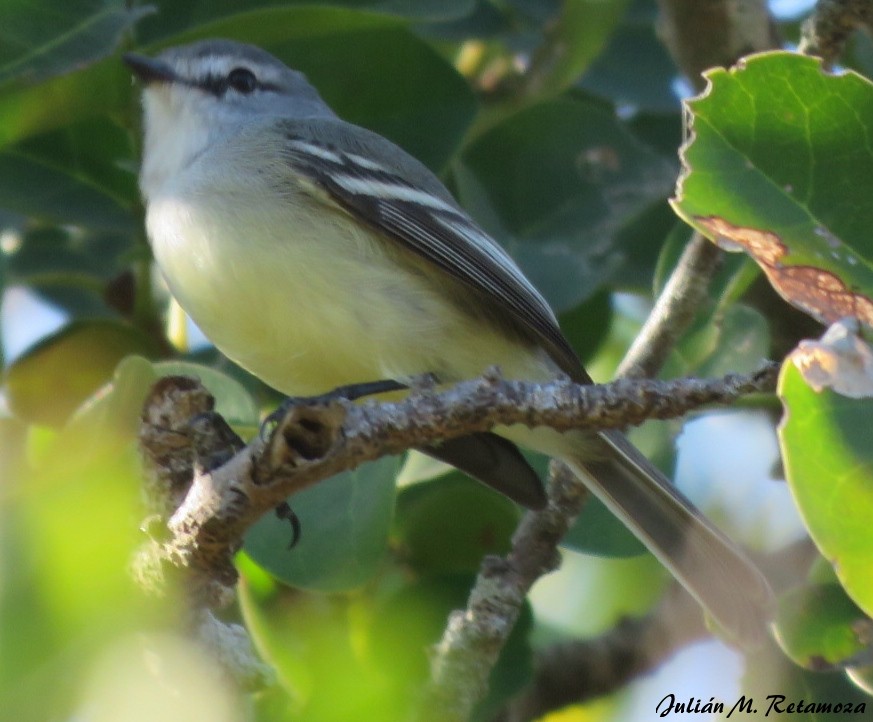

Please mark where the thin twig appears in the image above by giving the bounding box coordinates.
[617,231,724,379]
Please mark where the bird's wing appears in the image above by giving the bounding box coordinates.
[278,121,585,381]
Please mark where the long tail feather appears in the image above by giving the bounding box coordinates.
[569,429,774,647]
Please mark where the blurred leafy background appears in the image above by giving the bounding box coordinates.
[3,0,873,720]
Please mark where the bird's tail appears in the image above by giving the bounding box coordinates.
[506,425,775,648]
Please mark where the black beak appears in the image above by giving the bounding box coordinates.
[123,53,178,85]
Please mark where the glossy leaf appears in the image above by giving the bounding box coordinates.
[244,456,398,591]
[779,360,873,618]
[673,52,873,329]
[0,0,150,87]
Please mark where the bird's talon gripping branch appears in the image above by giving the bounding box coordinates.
[274,501,302,549]
[260,378,409,441]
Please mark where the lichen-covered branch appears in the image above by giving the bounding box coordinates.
[139,364,779,610]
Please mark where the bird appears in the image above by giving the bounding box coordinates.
[124,39,774,646]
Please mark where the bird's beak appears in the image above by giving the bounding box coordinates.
[123,53,178,85]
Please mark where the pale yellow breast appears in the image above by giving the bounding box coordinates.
[146,170,552,397]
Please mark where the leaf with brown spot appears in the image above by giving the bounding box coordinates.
[698,216,873,327]
[672,52,873,328]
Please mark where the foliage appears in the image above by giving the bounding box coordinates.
[2,1,873,721]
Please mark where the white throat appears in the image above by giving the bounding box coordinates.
[139,85,216,199]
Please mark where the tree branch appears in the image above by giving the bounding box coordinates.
[799,0,873,66]
[144,366,780,595]
[655,0,779,90]
[137,364,778,695]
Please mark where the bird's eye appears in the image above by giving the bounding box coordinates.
[226,67,258,94]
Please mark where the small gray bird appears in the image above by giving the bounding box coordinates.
[124,39,774,646]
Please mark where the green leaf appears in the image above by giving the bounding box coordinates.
[741,630,873,720]
[779,360,873,618]
[454,95,675,312]
[672,52,873,329]
[0,0,151,87]
[774,584,872,671]
[239,579,402,719]
[4,319,160,426]
[243,456,398,591]
[393,472,521,574]
[15,117,140,209]
[579,0,679,112]
[147,7,477,170]
[0,149,133,230]
[48,355,156,478]
[557,290,613,364]
[136,0,475,44]
[0,57,132,149]
[523,0,631,99]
